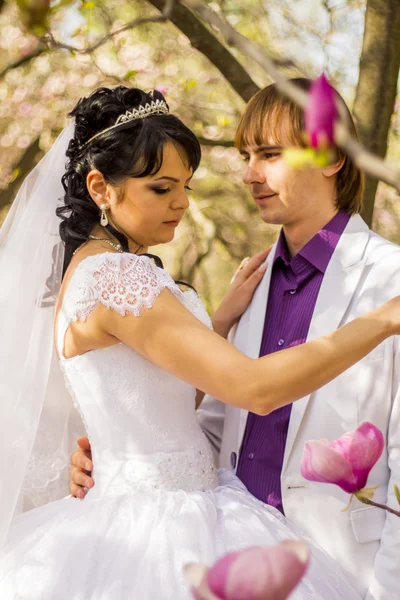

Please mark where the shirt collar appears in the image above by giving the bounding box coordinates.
[274,211,350,274]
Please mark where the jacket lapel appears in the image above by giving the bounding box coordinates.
[233,243,278,448]
[282,214,371,470]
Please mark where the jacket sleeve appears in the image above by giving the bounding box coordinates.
[196,394,226,464]
[365,338,400,600]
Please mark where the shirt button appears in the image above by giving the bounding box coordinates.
[278,339,284,347]
[248,453,255,460]
[289,289,296,295]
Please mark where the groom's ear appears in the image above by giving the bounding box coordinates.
[86,169,108,207]
[321,155,345,178]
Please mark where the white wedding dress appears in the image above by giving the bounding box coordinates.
[0,253,361,599]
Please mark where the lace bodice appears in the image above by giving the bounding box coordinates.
[57,253,218,497]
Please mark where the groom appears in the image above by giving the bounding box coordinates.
[70,79,400,599]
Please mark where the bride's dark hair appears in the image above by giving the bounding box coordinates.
[57,86,201,274]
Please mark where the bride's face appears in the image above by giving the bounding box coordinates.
[107,142,193,249]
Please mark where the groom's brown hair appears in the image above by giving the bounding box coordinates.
[235,78,364,215]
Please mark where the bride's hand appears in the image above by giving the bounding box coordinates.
[212,248,271,339]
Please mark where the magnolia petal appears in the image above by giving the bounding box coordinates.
[305,73,337,148]
[301,440,358,493]
[208,551,240,598]
[329,433,353,462]
[222,542,309,600]
[344,422,384,490]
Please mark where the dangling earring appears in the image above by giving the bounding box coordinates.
[100,203,108,227]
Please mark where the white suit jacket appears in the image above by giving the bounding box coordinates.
[197,215,400,599]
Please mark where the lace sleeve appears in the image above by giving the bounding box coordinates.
[68,253,183,323]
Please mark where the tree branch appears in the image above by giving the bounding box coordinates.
[147,0,259,102]
[197,137,234,147]
[0,44,47,80]
[182,0,400,192]
[3,0,259,104]
[43,0,175,54]
[356,496,400,517]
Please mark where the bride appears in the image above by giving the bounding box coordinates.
[0,85,398,599]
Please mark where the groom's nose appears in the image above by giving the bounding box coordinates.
[242,160,266,185]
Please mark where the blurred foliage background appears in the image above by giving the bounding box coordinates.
[0,0,399,311]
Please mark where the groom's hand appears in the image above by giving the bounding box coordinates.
[69,437,94,499]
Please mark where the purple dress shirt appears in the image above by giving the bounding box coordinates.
[236,211,350,514]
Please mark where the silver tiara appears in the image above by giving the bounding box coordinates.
[84,99,169,146]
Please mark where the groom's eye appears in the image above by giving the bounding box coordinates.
[262,152,280,160]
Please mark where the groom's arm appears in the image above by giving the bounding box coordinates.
[365,341,400,600]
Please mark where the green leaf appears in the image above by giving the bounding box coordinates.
[283,147,336,169]
[394,484,400,505]
[217,115,232,127]
[123,70,137,81]
[10,168,22,183]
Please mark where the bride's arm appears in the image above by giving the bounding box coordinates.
[196,248,270,408]
[95,288,397,416]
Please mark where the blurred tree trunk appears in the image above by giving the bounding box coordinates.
[353,0,400,227]
[148,0,260,101]
[0,138,40,209]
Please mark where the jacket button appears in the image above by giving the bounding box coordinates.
[230,452,237,469]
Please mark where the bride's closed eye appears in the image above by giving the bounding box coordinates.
[151,186,193,195]
[151,187,171,195]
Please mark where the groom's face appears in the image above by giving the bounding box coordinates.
[239,140,324,227]
[238,114,336,229]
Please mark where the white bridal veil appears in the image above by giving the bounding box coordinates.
[0,121,84,550]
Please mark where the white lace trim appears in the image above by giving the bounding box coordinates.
[70,253,183,322]
[57,253,186,359]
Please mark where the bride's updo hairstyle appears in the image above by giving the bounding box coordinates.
[58,86,201,272]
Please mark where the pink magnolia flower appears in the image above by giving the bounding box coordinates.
[305,73,338,148]
[184,541,309,600]
[301,422,384,494]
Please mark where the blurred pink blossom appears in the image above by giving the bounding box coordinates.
[17,102,32,117]
[185,541,309,600]
[301,422,384,494]
[155,84,167,95]
[305,73,338,148]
